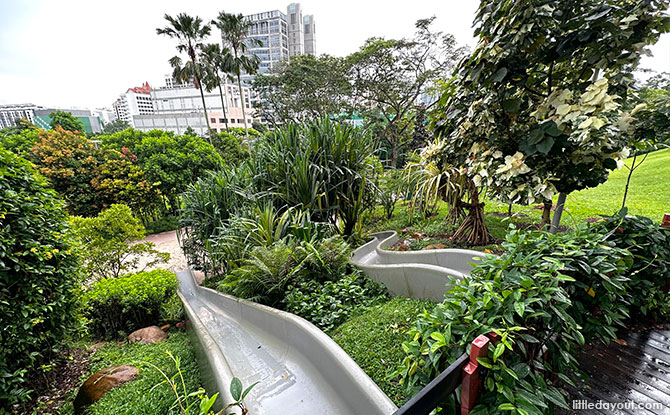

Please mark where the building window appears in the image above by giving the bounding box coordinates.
[219,118,225,123]
[238,119,243,123]
[210,118,216,123]
[230,119,235,123]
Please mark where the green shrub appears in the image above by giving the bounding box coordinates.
[284,272,389,332]
[303,235,352,282]
[71,204,169,280]
[210,131,249,165]
[217,242,309,307]
[596,211,670,319]
[143,215,179,235]
[83,270,179,339]
[398,225,632,414]
[0,148,81,409]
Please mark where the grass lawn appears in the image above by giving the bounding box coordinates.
[331,297,434,406]
[366,149,669,245]
[488,148,670,227]
[60,332,202,415]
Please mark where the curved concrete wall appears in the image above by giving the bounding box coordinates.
[351,231,485,302]
[177,269,398,415]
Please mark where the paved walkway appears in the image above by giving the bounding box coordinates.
[135,230,205,282]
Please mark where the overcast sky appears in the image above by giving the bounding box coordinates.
[0,0,668,109]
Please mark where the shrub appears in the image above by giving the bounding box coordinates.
[596,211,670,319]
[0,148,81,408]
[284,272,389,332]
[303,235,352,282]
[83,270,178,339]
[144,215,179,235]
[398,225,632,414]
[71,204,169,280]
[217,242,309,307]
[210,131,249,165]
[250,119,376,236]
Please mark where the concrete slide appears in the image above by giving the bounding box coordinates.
[350,231,485,301]
[176,269,398,415]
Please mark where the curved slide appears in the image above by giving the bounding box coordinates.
[350,231,485,301]
[176,269,398,415]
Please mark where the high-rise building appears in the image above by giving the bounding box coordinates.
[243,10,290,75]
[112,82,154,127]
[303,14,316,55]
[240,3,316,79]
[287,3,304,56]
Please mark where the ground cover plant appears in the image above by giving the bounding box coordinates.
[82,332,201,415]
[331,297,433,406]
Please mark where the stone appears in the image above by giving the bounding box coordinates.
[160,324,171,332]
[128,325,168,344]
[73,365,138,414]
[423,243,448,250]
[88,342,107,352]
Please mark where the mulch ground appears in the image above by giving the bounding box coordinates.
[14,348,91,415]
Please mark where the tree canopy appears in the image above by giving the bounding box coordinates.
[49,110,85,133]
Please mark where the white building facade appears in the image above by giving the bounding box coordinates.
[132,81,255,136]
[112,82,154,127]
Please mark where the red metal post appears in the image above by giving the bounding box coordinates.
[662,213,670,227]
[461,334,490,415]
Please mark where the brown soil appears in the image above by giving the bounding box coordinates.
[15,348,90,415]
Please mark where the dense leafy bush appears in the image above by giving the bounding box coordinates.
[210,131,249,165]
[596,211,670,319]
[0,123,39,156]
[71,204,169,280]
[250,118,377,236]
[144,214,179,235]
[83,270,178,339]
[398,225,633,414]
[27,127,160,217]
[0,148,81,408]
[284,272,389,331]
[217,242,309,307]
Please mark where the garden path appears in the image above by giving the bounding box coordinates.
[134,230,204,283]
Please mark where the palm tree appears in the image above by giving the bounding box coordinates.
[211,11,261,143]
[157,13,213,139]
[201,43,234,132]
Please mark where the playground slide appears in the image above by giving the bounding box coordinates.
[176,269,398,415]
[350,231,485,301]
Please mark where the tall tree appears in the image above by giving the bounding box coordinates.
[49,110,85,133]
[201,43,234,132]
[347,17,466,168]
[431,0,670,242]
[102,119,130,134]
[157,13,213,140]
[211,11,261,143]
[252,54,352,127]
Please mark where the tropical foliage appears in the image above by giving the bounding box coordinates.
[0,148,81,407]
[71,204,169,280]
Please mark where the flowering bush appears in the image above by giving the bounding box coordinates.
[0,148,81,407]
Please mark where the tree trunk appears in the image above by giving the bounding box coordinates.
[452,182,491,246]
[237,75,250,150]
[539,199,552,229]
[549,192,567,234]
[195,75,212,143]
[390,139,398,169]
[622,154,637,210]
[217,81,229,132]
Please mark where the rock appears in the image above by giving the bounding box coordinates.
[160,324,171,332]
[88,342,107,352]
[128,325,168,344]
[423,243,447,250]
[411,232,427,240]
[73,365,138,414]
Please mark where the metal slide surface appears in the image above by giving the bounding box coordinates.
[176,269,398,415]
[350,231,485,301]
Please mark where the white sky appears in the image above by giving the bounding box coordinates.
[0,0,668,109]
